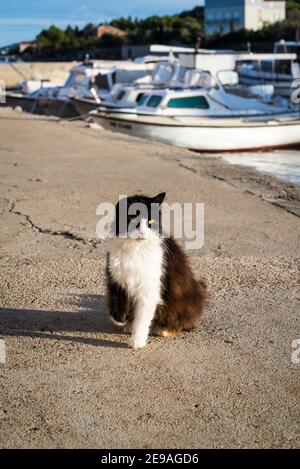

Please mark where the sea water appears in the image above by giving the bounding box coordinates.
[223,149,300,185]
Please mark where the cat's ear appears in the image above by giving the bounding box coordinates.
[151,192,166,205]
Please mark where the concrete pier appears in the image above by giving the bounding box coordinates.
[0,108,299,448]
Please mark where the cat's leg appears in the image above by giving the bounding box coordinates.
[122,322,132,334]
[151,305,181,338]
[128,293,159,349]
[107,279,129,327]
[153,327,180,338]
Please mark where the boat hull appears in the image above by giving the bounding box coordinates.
[29,97,79,118]
[1,93,78,118]
[92,112,300,152]
[70,97,99,117]
[0,94,35,112]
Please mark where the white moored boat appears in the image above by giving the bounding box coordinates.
[90,54,300,152]
[71,57,180,116]
[90,111,300,152]
[71,45,197,115]
[238,42,300,97]
[2,59,158,118]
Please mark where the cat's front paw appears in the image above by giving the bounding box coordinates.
[128,335,147,349]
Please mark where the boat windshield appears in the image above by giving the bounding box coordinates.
[275,43,300,61]
[64,72,88,87]
[183,70,214,89]
[217,70,239,87]
[64,70,112,91]
[94,73,111,91]
[171,66,191,87]
[152,63,175,84]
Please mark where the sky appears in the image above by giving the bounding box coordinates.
[0,0,203,47]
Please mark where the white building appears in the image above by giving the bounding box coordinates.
[205,0,286,35]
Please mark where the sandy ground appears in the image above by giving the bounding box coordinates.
[0,107,299,448]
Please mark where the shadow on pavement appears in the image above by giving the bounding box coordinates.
[0,293,128,349]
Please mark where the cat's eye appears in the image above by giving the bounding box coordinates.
[148,219,155,225]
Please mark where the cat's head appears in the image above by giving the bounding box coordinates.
[113,192,166,241]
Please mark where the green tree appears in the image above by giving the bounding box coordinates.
[36,25,68,50]
[23,6,205,58]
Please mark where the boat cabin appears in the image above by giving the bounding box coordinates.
[134,68,277,117]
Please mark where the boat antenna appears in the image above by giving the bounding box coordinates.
[195,36,201,54]
[194,36,201,69]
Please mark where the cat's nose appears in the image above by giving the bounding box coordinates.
[138,232,145,239]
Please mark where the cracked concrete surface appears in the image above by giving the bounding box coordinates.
[8,199,102,251]
[0,107,300,448]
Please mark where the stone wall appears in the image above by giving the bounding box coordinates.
[0,62,79,88]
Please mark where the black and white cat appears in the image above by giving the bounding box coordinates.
[106,193,207,349]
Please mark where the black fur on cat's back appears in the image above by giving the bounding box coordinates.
[106,237,208,335]
[152,236,208,334]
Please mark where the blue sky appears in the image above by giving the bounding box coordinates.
[0,1,203,47]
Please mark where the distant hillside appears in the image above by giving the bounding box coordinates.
[11,2,300,59]
[109,6,204,46]
[12,6,204,59]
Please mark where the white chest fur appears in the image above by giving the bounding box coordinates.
[107,234,164,349]
[108,236,163,298]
